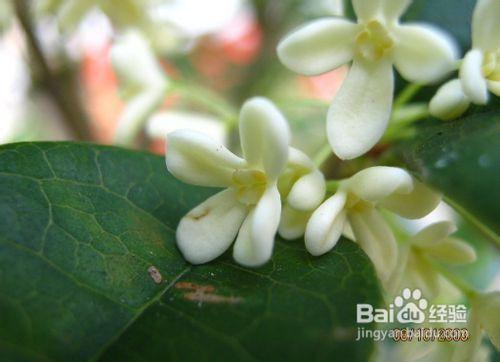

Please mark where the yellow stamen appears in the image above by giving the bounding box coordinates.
[346,193,374,213]
[232,169,267,205]
[483,49,500,81]
[355,20,395,61]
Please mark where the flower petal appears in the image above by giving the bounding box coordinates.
[278,204,311,240]
[278,147,318,200]
[408,253,441,299]
[409,221,457,247]
[345,166,413,203]
[287,170,326,211]
[460,49,489,105]
[342,222,355,241]
[287,147,315,170]
[425,237,477,264]
[327,59,394,160]
[239,97,290,180]
[166,130,246,187]
[112,31,166,92]
[472,0,500,51]
[385,244,410,295]
[393,24,458,84]
[305,192,347,256]
[349,209,397,282]
[176,189,248,264]
[379,180,441,219]
[382,0,412,21]
[429,79,471,120]
[352,0,382,21]
[277,18,358,76]
[233,186,281,266]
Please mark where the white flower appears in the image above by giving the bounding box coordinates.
[429,79,472,121]
[111,31,168,145]
[278,148,326,240]
[304,166,441,281]
[277,0,458,159]
[430,0,500,120]
[166,97,291,267]
[386,221,477,298]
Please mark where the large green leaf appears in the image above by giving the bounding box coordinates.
[0,142,382,361]
[400,111,500,243]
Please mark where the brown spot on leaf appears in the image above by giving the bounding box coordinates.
[148,266,162,284]
[184,292,243,304]
[174,281,243,304]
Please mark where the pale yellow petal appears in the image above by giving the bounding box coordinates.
[177,189,248,264]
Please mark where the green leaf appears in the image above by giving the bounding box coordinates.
[0,142,382,361]
[399,111,500,244]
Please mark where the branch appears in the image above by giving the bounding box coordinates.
[13,0,91,140]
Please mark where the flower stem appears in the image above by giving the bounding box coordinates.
[313,143,332,168]
[392,103,430,124]
[394,83,422,108]
[326,179,341,192]
[14,0,91,140]
[382,103,430,142]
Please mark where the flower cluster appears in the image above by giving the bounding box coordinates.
[386,221,477,298]
[277,0,458,159]
[111,0,499,144]
[305,166,440,282]
[164,0,499,356]
[166,96,442,274]
[164,0,498,272]
[166,98,291,266]
[162,0,499,280]
[430,0,500,120]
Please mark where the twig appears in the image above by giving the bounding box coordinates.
[13,0,91,140]
[313,143,332,168]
